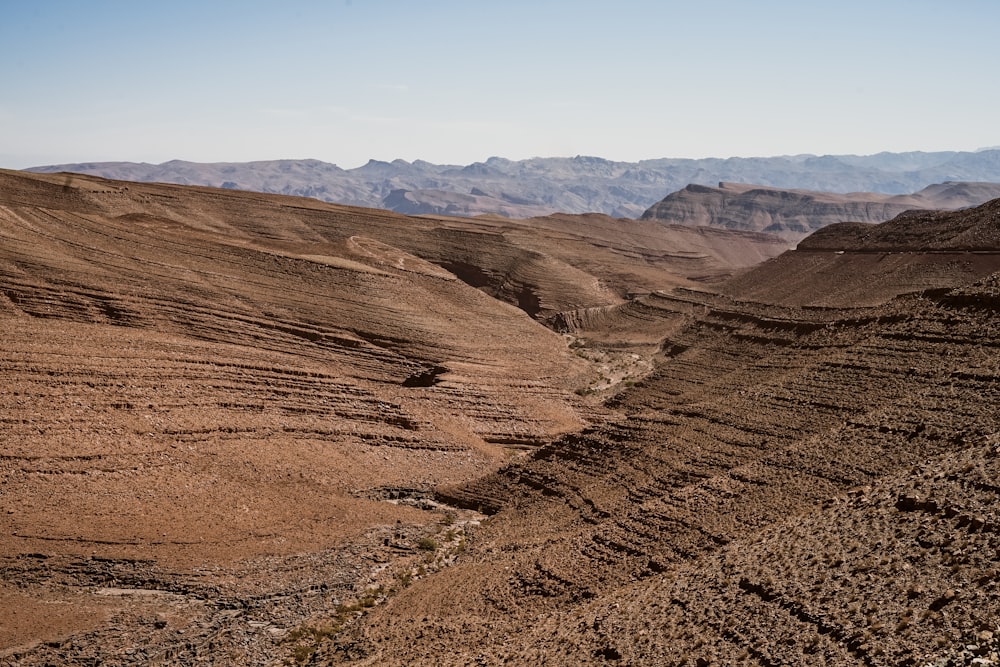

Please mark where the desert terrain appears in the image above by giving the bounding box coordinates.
[325,199,1000,666]
[0,168,785,665]
[2,169,999,665]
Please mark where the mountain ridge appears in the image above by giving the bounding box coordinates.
[27,149,1000,220]
[641,180,1000,240]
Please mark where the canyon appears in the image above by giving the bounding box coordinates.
[1,168,999,666]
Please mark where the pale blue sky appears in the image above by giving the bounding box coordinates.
[2,0,998,168]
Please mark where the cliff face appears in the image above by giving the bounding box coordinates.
[641,180,1000,240]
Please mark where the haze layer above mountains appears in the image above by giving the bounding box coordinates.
[29,149,1000,220]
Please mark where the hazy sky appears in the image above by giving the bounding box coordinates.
[2,0,998,169]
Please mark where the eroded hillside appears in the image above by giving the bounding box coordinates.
[317,203,1000,666]
[0,169,785,665]
[0,168,599,663]
[4,169,998,666]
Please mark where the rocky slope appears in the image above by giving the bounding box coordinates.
[0,169,785,665]
[4,166,999,666]
[0,167,602,664]
[26,149,1000,219]
[314,200,1000,666]
[719,197,1000,306]
[641,181,1000,240]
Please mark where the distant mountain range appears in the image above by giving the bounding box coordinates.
[641,181,1000,240]
[27,150,1000,219]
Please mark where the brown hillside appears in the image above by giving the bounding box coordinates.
[0,169,783,664]
[6,168,999,666]
[721,198,1000,306]
[0,168,599,662]
[316,203,1000,666]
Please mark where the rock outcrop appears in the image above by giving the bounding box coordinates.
[641,180,1000,240]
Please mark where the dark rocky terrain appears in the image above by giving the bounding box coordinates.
[641,181,1000,240]
[27,149,1000,220]
[2,168,999,666]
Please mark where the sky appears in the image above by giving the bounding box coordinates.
[2,0,999,169]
